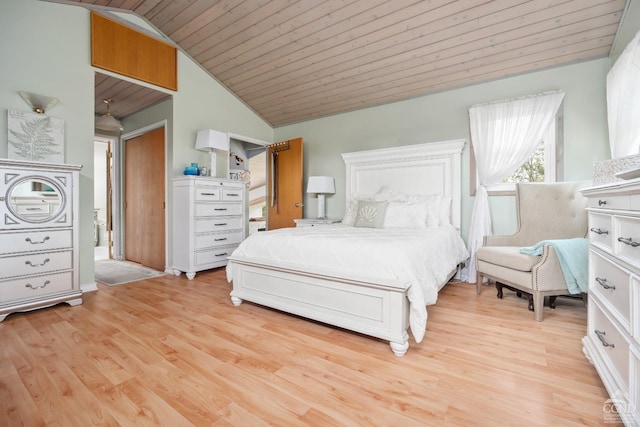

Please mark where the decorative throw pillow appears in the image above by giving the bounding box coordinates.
[342,197,372,226]
[354,200,388,228]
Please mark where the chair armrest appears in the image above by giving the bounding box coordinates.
[531,245,566,292]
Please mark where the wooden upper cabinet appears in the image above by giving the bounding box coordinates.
[91,12,177,91]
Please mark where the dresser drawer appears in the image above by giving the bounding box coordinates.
[0,250,72,279]
[631,347,640,424]
[195,186,221,201]
[590,194,630,210]
[195,231,243,249]
[194,203,243,217]
[616,215,640,270]
[589,297,631,393]
[222,188,243,201]
[194,245,238,266]
[195,216,243,233]
[590,250,631,330]
[588,213,613,253]
[0,271,74,304]
[0,229,72,255]
[634,276,640,343]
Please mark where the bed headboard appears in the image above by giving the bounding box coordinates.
[341,139,466,229]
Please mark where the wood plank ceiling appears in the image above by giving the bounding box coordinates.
[85,0,628,127]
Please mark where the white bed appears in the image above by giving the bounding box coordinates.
[226,140,468,356]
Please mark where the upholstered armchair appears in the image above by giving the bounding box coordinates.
[476,181,589,321]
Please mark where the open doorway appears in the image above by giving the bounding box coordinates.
[248,150,267,234]
[94,135,115,261]
[228,135,268,235]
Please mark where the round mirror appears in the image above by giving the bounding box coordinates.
[8,178,63,223]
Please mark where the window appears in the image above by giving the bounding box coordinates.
[470,108,563,196]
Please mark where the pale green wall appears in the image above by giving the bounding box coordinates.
[275,59,612,241]
[0,1,95,289]
[0,0,272,289]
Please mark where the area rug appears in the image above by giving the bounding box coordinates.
[95,259,166,286]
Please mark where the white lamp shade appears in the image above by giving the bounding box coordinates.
[306,176,335,194]
[95,113,123,131]
[195,129,229,151]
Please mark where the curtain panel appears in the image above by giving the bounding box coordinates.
[607,30,640,159]
[462,91,565,283]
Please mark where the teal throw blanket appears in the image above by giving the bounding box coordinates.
[519,238,588,294]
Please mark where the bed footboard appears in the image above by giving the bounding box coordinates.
[228,259,411,356]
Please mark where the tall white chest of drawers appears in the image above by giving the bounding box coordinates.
[172,176,245,279]
[0,159,82,322]
[582,181,640,426]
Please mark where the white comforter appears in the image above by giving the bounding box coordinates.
[226,224,468,343]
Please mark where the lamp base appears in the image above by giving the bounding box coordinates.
[209,151,217,177]
[317,194,326,219]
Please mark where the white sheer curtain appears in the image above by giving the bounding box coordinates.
[461,91,565,283]
[607,30,640,159]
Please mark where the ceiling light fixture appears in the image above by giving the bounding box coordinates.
[18,91,59,114]
[95,99,123,131]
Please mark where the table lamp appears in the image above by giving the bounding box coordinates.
[306,176,335,219]
[195,129,229,177]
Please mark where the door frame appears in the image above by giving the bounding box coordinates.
[228,132,270,235]
[114,120,169,269]
[94,134,117,259]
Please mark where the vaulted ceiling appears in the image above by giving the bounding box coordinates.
[83,0,630,127]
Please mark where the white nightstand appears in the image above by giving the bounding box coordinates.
[294,218,342,228]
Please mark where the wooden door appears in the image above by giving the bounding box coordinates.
[267,138,303,230]
[124,127,165,270]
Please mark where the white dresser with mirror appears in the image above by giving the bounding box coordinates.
[0,159,82,321]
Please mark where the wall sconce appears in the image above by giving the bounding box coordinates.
[195,129,229,177]
[306,176,335,219]
[18,91,59,114]
[95,99,123,131]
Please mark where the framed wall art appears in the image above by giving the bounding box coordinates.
[7,109,65,163]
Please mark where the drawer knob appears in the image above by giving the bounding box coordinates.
[215,252,228,257]
[25,258,50,268]
[617,236,640,247]
[594,329,615,348]
[25,236,50,244]
[226,193,239,197]
[589,227,609,235]
[25,280,50,290]
[595,277,615,290]
[215,223,228,226]
[598,199,607,206]
[214,238,227,241]
[201,192,217,196]
[214,208,228,211]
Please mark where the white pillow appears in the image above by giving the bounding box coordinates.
[373,186,406,202]
[342,196,373,226]
[383,201,430,229]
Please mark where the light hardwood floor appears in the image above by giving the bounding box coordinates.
[1,269,619,426]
